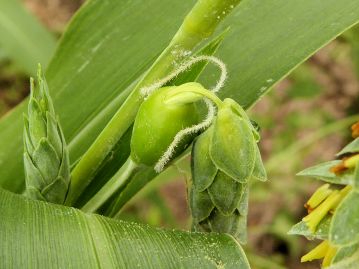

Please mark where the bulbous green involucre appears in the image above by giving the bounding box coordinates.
[189,99,267,243]
[131,85,201,166]
[23,65,70,204]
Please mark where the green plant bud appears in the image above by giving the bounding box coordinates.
[223,98,260,141]
[208,171,244,215]
[207,209,247,244]
[189,187,214,222]
[23,65,70,204]
[189,97,265,243]
[191,181,249,244]
[336,137,359,156]
[190,129,251,242]
[237,183,249,216]
[191,126,217,191]
[131,84,201,166]
[210,102,256,183]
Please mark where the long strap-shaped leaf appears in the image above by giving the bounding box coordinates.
[0,0,56,75]
[0,188,249,269]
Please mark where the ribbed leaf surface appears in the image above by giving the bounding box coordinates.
[0,188,249,269]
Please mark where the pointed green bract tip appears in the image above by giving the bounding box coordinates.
[37,64,44,88]
[37,63,43,80]
[23,64,70,205]
[30,63,55,115]
[30,77,36,99]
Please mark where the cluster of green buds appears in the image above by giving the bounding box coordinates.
[23,65,70,204]
[133,80,267,243]
[291,121,359,268]
[83,56,268,235]
[189,98,266,243]
[82,56,233,213]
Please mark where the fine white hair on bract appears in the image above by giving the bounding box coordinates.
[139,55,228,173]
[154,99,215,172]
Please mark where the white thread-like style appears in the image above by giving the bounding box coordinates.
[154,99,215,172]
[140,55,227,97]
[140,55,228,172]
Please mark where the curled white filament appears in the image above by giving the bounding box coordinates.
[140,55,228,172]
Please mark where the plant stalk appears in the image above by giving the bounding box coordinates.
[66,0,241,206]
[81,157,138,213]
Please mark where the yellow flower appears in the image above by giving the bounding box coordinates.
[301,240,337,267]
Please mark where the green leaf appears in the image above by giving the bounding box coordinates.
[354,165,359,189]
[103,166,158,218]
[330,190,359,246]
[210,107,256,182]
[288,215,331,240]
[0,188,250,269]
[0,0,56,75]
[1,0,359,194]
[286,65,322,99]
[333,243,359,264]
[170,28,229,86]
[337,138,359,156]
[218,0,359,107]
[328,251,359,269]
[297,161,354,185]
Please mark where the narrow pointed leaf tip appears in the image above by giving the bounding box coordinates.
[23,64,71,204]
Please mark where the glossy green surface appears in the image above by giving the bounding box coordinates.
[131,86,200,166]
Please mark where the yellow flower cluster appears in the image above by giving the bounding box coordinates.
[301,121,359,267]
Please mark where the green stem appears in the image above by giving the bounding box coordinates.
[66,0,241,206]
[81,157,138,213]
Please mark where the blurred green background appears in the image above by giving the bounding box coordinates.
[0,1,358,268]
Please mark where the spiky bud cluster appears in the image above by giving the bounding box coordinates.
[189,99,267,243]
[23,65,70,204]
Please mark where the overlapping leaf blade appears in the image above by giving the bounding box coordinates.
[0,0,56,74]
[288,215,331,240]
[1,0,359,193]
[330,190,359,246]
[0,1,358,267]
[0,188,250,269]
[297,161,354,185]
